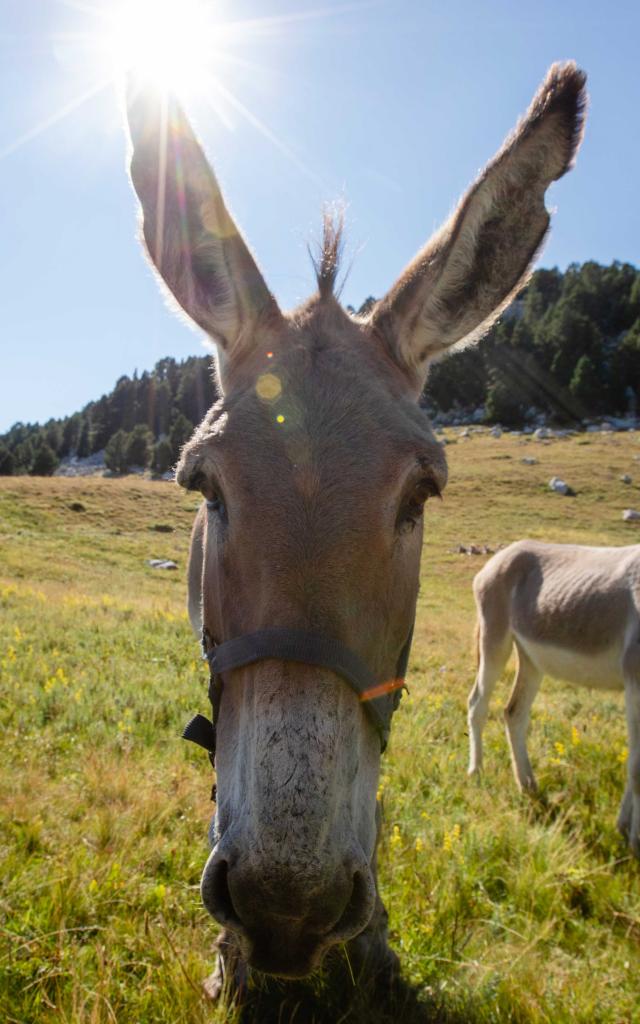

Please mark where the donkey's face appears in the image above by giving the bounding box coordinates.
[176,309,446,974]
[126,62,586,976]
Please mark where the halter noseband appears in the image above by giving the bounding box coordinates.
[182,624,414,762]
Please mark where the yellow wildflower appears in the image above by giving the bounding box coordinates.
[618,747,628,765]
[571,726,581,747]
[415,837,424,853]
[554,741,566,757]
[389,825,402,849]
[443,823,461,852]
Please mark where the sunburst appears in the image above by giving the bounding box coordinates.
[2,0,372,182]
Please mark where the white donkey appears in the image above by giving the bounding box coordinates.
[467,540,640,856]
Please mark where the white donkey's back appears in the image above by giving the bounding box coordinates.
[467,540,640,856]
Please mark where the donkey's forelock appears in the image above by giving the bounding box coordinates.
[310,209,345,301]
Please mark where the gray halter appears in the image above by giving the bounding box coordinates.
[183,624,414,764]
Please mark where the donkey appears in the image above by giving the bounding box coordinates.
[468,540,640,856]
[125,64,587,992]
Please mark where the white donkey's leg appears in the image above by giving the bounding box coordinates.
[467,624,511,777]
[504,642,542,792]
[620,676,640,858]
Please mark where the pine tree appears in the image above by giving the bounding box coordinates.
[169,413,194,462]
[0,443,15,475]
[485,372,525,426]
[31,441,58,476]
[77,420,91,458]
[124,425,153,469]
[104,430,128,473]
[152,438,174,475]
[13,440,34,473]
[569,355,601,413]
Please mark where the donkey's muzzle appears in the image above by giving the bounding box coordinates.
[201,845,375,977]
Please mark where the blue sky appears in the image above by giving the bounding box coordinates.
[1,0,638,432]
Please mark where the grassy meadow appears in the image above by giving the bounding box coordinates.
[2,430,640,1023]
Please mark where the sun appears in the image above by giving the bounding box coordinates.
[107,0,217,95]
[3,0,348,175]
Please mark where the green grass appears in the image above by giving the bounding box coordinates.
[2,434,640,1023]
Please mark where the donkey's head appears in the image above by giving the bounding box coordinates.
[126,63,586,977]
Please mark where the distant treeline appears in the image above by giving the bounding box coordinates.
[2,260,640,476]
[0,356,215,477]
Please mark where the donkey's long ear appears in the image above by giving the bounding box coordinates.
[369,62,587,389]
[126,82,281,356]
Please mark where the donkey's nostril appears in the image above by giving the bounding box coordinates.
[329,866,375,943]
[201,854,241,928]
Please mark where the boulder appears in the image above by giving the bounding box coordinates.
[456,544,495,555]
[623,509,640,522]
[549,477,575,496]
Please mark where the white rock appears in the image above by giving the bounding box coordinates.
[54,450,107,477]
[534,427,550,440]
[549,477,571,496]
[490,426,502,438]
[521,457,538,465]
[147,559,178,570]
[623,509,640,522]
[620,474,632,484]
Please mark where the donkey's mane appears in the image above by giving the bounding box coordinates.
[310,209,345,299]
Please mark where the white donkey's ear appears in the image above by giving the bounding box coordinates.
[126,82,282,357]
[369,62,587,389]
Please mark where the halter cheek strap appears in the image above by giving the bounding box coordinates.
[182,625,414,760]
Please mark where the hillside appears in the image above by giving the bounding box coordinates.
[2,432,640,1021]
[2,260,640,476]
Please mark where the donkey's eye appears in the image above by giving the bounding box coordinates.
[397,477,440,534]
[206,492,227,520]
